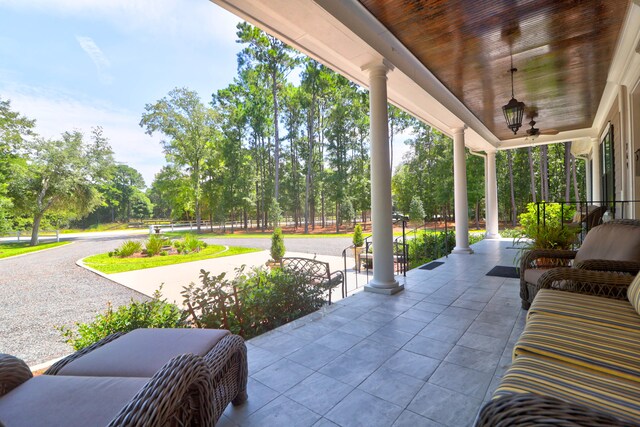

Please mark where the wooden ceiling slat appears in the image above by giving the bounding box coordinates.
[359,0,629,140]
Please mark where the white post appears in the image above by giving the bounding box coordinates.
[585,157,592,202]
[591,137,601,204]
[149,225,153,235]
[16,230,20,242]
[452,126,473,254]
[56,230,60,242]
[363,59,403,295]
[485,150,500,239]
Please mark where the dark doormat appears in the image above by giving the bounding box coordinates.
[419,261,444,270]
[486,266,519,278]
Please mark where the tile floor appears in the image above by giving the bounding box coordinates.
[219,239,526,427]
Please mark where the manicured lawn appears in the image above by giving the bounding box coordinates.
[0,241,71,259]
[83,244,260,274]
[163,231,400,239]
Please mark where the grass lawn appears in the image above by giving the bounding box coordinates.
[0,241,71,259]
[163,231,402,239]
[83,244,261,274]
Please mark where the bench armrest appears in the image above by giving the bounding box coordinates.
[575,259,640,274]
[536,267,634,299]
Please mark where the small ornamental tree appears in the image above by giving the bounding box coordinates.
[270,227,285,262]
[352,224,364,247]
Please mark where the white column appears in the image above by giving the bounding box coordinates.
[451,127,473,254]
[363,60,402,295]
[485,150,500,239]
[591,137,601,204]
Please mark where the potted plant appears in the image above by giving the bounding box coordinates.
[267,227,285,268]
[352,224,364,271]
[516,202,579,266]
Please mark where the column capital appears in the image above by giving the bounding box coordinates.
[450,125,467,136]
[361,58,394,75]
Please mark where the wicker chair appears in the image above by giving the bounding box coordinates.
[0,352,214,427]
[520,219,640,309]
[45,328,248,424]
[476,393,639,427]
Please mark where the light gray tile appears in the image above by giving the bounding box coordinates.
[475,310,519,327]
[429,313,475,330]
[367,327,415,348]
[285,372,354,415]
[399,308,439,323]
[255,332,313,357]
[440,306,481,320]
[392,410,444,427]
[403,335,455,360]
[359,309,399,324]
[457,331,506,354]
[428,361,493,399]
[338,318,382,338]
[359,366,425,407]
[313,418,340,427]
[382,349,440,380]
[344,339,400,364]
[248,345,282,375]
[319,354,383,387]
[288,322,335,341]
[314,330,364,353]
[451,298,486,311]
[287,342,342,370]
[418,324,466,344]
[408,383,482,427]
[444,346,500,374]
[466,320,514,340]
[326,389,404,427]
[243,395,321,427]
[413,301,448,314]
[386,316,429,334]
[215,415,238,427]
[252,358,314,393]
[223,378,279,423]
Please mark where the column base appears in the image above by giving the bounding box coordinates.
[452,246,474,254]
[365,279,404,295]
[485,232,501,239]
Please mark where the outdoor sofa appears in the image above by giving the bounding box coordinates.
[478,269,640,425]
[0,352,214,426]
[519,219,640,309]
[0,328,247,427]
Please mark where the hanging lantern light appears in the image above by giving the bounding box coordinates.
[502,60,525,135]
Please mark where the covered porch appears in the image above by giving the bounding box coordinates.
[220,238,523,426]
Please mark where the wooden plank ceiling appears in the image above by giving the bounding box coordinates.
[358,0,629,140]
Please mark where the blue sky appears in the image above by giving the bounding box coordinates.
[0,0,242,184]
[0,0,410,186]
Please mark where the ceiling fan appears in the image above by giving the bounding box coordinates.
[525,108,558,137]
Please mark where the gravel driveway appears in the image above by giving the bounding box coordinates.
[0,233,353,366]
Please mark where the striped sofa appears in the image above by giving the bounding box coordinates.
[478,270,640,426]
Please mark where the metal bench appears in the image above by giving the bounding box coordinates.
[281,257,344,304]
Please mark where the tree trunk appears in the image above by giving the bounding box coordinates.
[272,69,280,200]
[564,141,572,202]
[528,147,536,203]
[507,150,517,227]
[571,155,580,201]
[304,95,315,234]
[30,213,43,246]
[540,145,549,201]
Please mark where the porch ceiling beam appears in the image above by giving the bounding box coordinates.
[496,128,598,151]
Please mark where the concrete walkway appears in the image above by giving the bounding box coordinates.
[97,250,369,305]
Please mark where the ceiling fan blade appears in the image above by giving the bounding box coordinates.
[540,129,559,135]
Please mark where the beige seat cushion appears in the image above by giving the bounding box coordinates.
[627,272,640,314]
[523,267,550,285]
[58,328,229,377]
[574,223,640,264]
[0,375,148,427]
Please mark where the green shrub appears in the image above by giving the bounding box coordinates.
[145,234,167,256]
[270,228,285,262]
[407,230,456,269]
[182,267,325,339]
[113,240,142,258]
[173,234,206,254]
[518,203,577,250]
[408,196,425,224]
[353,224,364,247]
[58,289,184,350]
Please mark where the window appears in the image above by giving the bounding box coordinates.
[600,123,614,207]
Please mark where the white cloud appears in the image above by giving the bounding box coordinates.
[76,36,113,85]
[0,0,242,44]
[2,83,166,185]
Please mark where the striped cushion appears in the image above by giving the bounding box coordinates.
[494,354,640,424]
[514,316,640,382]
[628,272,640,314]
[529,289,640,332]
